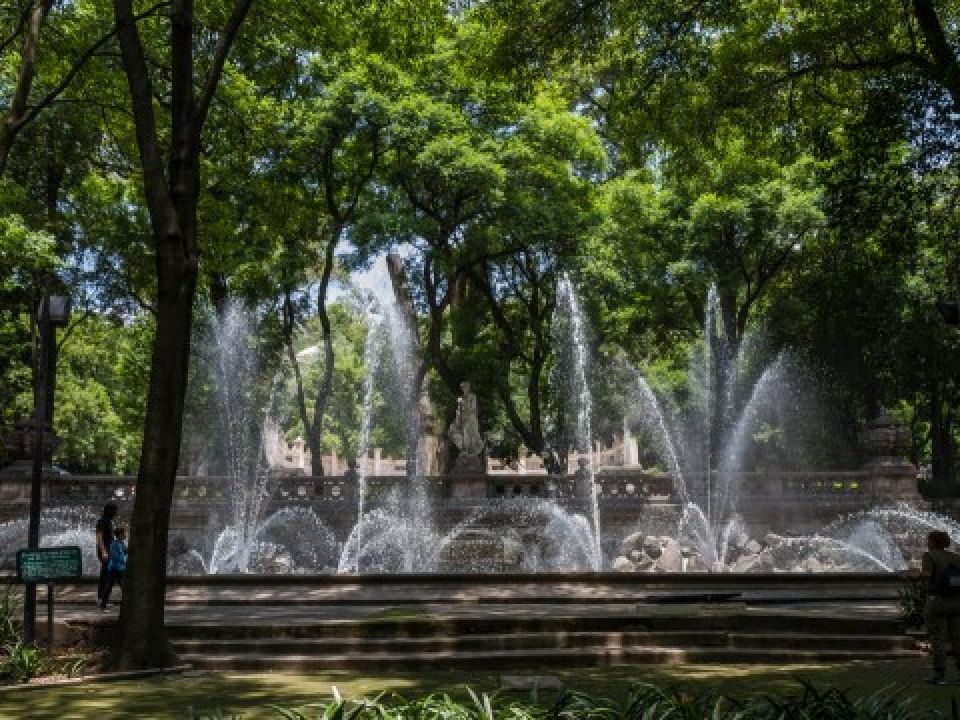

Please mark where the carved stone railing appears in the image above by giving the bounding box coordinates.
[0,467,920,519]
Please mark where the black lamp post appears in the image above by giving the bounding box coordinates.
[23,293,70,644]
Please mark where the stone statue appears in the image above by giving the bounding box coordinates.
[448,382,485,459]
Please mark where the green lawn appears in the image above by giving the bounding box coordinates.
[0,659,956,719]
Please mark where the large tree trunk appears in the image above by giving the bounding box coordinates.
[930,381,957,497]
[110,0,252,670]
[114,244,196,669]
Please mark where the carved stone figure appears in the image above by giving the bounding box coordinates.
[448,382,485,472]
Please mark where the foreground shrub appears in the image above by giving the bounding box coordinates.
[1,642,44,684]
[189,681,950,720]
[898,577,928,629]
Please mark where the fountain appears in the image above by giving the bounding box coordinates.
[0,508,99,574]
[621,283,955,572]
[6,273,959,577]
[181,302,339,574]
[337,294,434,573]
[555,274,603,569]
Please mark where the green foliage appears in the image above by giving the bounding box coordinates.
[898,576,928,628]
[185,682,944,720]
[1,642,44,684]
[0,0,959,486]
[0,587,20,648]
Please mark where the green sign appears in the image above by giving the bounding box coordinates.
[17,546,82,584]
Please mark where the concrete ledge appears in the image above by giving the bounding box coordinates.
[0,664,192,693]
[0,572,907,586]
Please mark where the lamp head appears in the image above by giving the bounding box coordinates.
[45,294,71,326]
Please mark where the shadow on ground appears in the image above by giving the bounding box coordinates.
[0,659,955,719]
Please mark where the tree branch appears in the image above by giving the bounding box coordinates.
[114,0,176,236]
[192,0,254,133]
[911,0,960,105]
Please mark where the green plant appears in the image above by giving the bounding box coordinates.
[2,642,45,684]
[187,707,244,720]
[898,576,928,627]
[250,682,955,720]
[0,586,20,647]
[55,654,87,678]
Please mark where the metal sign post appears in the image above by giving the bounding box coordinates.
[17,546,82,649]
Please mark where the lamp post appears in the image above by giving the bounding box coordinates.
[23,293,70,644]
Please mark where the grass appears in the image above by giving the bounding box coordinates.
[0,659,956,719]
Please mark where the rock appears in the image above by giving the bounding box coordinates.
[757,549,775,571]
[657,539,683,572]
[763,533,783,548]
[612,556,636,572]
[636,558,656,572]
[732,554,761,573]
[628,549,646,562]
[744,540,762,556]
[642,536,662,558]
[732,530,750,550]
[620,532,646,554]
[802,556,823,573]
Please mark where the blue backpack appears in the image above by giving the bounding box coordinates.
[108,540,126,572]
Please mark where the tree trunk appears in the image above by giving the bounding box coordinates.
[308,231,339,476]
[209,271,228,318]
[114,244,196,669]
[110,0,252,670]
[929,381,957,497]
[0,0,51,176]
[282,289,314,470]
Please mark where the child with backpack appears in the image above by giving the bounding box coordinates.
[923,530,960,685]
[100,526,127,611]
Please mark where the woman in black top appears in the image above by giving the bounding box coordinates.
[922,530,960,685]
[95,502,117,606]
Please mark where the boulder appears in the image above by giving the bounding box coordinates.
[744,540,762,556]
[757,549,775,572]
[657,539,683,572]
[612,556,636,572]
[636,558,656,572]
[731,529,750,550]
[642,535,661,556]
[732,554,761,573]
[628,549,646,563]
[620,532,646,555]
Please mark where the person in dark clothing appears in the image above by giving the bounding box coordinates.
[95,502,118,606]
[100,526,126,611]
[922,530,960,685]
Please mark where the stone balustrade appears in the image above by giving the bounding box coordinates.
[0,466,920,521]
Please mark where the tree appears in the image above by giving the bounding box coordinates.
[280,58,396,474]
[110,0,254,669]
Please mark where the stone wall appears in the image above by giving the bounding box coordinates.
[0,465,923,547]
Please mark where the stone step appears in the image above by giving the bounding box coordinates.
[164,612,905,641]
[177,645,923,672]
[171,631,919,656]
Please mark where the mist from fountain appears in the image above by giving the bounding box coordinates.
[181,302,346,574]
[556,274,602,570]
[436,498,599,572]
[0,508,99,574]
[337,290,430,573]
[624,283,960,572]
[631,284,797,570]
